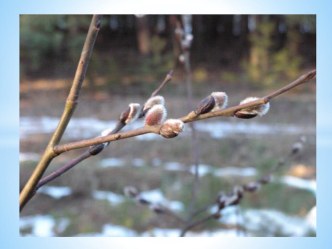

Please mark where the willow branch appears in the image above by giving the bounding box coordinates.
[181,69,316,123]
[54,126,158,153]
[53,69,316,155]
[32,71,172,194]
[19,15,103,211]
[164,209,186,224]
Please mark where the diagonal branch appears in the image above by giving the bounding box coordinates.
[19,15,103,211]
[54,126,158,153]
[53,69,316,155]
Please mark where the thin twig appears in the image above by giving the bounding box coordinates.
[54,126,158,153]
[180,207,249,237]
[185,55,201,220]
[35,151,91,190]
[264,69,316,101]
[150,70,173,97]
[175,15,202,220]
[53,69,316,155]
[19,15,103,211]
[189,202,215,220]
[180,213,216,237]
[156,207,186,224]
[32,123,124,193]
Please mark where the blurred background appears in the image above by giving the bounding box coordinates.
[20,15,316,237]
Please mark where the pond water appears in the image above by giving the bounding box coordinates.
[20,116,315,141]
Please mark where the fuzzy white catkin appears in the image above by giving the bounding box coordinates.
[125,103,141,124]
[160,119,184,138]
[143,96,165,112]
[211,92,228,110]
[239,96,270,116]
[144,104,167,126]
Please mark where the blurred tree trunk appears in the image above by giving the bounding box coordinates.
[283,20,302,80]
[287,20,301,56]
[247,15,275,84]
[192,15,204,50]
[136,16,151,55]
[240,15,249,58]
[168,15,182,68]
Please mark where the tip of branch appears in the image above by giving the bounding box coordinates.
[306,69,316,81]
[166,70,174,80]
[96,20,102,29]
[93,15,103,29]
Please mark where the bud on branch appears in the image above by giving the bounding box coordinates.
[194,92,228,115]
[160,119,184,138]
[235,97,270,119]
[120,103,141,124]
[141,96,165,117]
[145,104,167,126]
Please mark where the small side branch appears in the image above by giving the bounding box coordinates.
[264,69,316,101]
[35,152,91,190]
[150,70,173,98]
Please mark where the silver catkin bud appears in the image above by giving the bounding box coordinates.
[142,96,165,116]
[144,104,167,126]
[123,186,139,198]
[160,119,184,138]
[211,92,228,111]
[235,97,270,119]
[194,95,215,115]
[120,103,141,124]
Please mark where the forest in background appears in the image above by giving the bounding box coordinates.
[20,15,315,91]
